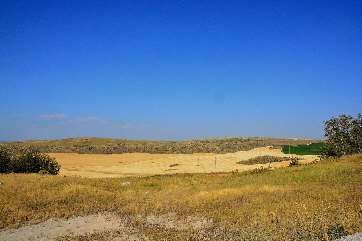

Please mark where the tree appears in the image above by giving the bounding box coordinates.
[321,114,362,157]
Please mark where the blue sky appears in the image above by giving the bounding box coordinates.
[1,0,361,141]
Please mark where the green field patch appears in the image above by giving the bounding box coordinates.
[282,142,326,155]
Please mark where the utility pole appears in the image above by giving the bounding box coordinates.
[258,140,262,156]
[215,157,217,169]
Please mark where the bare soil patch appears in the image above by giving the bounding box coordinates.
[0,212,214,240]
[0,213,126,241]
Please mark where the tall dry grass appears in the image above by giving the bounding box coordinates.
[0,154,361,240]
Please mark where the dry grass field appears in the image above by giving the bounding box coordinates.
[48,147,319,178]
[1,148,361,240]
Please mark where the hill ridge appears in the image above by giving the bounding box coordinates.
[1,137,323,154]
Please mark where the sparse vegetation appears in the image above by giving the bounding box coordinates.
[288,158,300,167]
[0,149,11,173]
[0,137,322,154]
[236,155,301,165]
[0,154,361,240]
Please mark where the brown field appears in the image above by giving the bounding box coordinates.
[48,146,319,178]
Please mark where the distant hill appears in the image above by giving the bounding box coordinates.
[0,137,324,154]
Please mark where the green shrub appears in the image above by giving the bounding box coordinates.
[0,148,60,175]
[0,148,11,173]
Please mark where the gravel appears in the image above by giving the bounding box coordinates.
[334,232,362,241]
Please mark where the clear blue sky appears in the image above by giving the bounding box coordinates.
[1,0,361,141]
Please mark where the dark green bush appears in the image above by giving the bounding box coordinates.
[0,148,60,175]
[0,148,11,173]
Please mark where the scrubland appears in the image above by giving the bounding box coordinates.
[0,154,361,240]
[2,137,322,154]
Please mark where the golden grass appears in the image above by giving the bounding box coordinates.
[48,147,319,178]
[0,154,361,240]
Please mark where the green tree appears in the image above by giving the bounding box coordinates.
[322,113,362,157]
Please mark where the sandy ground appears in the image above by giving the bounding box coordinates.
[48,147,319,178]
[0,213,126,241]
[0,212,214,241]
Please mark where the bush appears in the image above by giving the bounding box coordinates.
[0,148,60,175]
[288,158,300,167]
[0,148,11,173]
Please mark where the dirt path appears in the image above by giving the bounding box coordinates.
[0,213,145,241]
[1,212,359,241]
[0,212,215,241]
